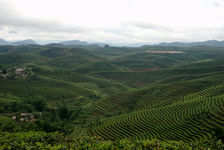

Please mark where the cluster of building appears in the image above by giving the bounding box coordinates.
[0,67,32,79]
[15,68,28,78]
[12,113,36,122]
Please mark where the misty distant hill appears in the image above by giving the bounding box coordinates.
[59,40,89,46]
[12,39,38,45]
[0,38,38,45]
[59,40,224,47]
[159,40,224,47]
[59,40,106,47]
[0,38,9,45]
[1,38,224,47]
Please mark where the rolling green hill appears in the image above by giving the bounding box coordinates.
[0,45,224,149]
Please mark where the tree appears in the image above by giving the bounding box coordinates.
[30,96,46,112]
[57,104,72,121]
[104,44,110,48]
[212,127,224,141]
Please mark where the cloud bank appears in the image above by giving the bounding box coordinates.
[0,0,224,44]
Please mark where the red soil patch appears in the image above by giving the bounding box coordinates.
[131,68,160,72]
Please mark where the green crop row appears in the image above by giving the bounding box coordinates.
[91,94,224,142]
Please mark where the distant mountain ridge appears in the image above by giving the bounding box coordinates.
[0,38,9,45]
[12,39,38,45]
[59,40,89,46]
[59,40,106,47]
[1,38,224,47]
[43,39,224,47]
[158,40,224,47]
[0,39,38,45]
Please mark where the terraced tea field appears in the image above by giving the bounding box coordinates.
[92,79,223,115]
[90,84,224,141]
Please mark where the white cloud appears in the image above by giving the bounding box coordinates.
[0,0,224,44]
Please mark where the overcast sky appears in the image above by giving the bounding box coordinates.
[0,0,224,44]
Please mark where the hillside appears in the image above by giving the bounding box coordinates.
[90,71,224,141]
[0,45,224,149]
[0,39,38,46]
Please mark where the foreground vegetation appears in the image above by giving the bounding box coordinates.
[1,132,224,150]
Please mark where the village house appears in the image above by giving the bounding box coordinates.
[12,113,36,122]
[15,68,25,74]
